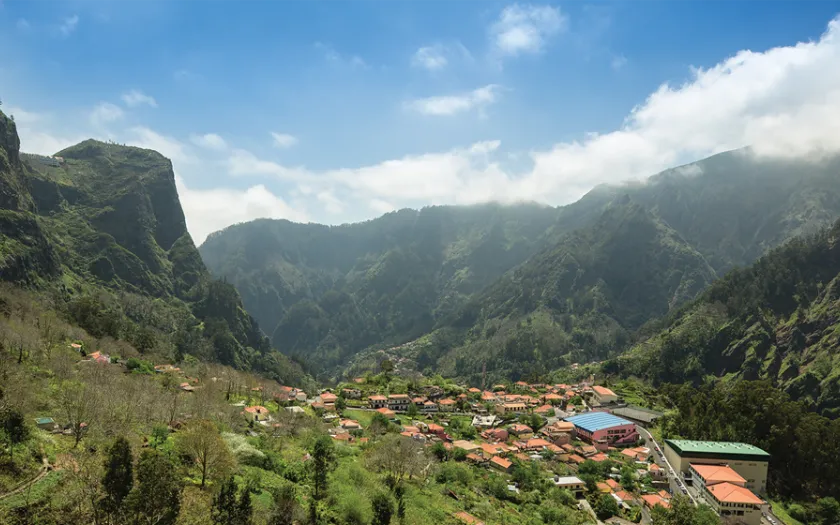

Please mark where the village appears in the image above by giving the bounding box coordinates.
[32,347,772,525]
[241,376,772,525]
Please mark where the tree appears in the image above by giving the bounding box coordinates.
[58,381,98,448]
[406,402,419,417]
[650,495,719,525]
[594,494,619,520]
[380,359,394,377]
[151,425,170,449]
[310,434,335,500]
[268,483,302,525]
[818,497,840,525]
[126,450,182,525]
[430,442,448,461]
[211,476,252,525]
[620,465,635,491]
[0,408,29,459]
[370,412,391,435]
[394,484,406,525]
[371,492,394,525]
[176,420,234,488]
[366,434,431,485]
[101,437,133,516]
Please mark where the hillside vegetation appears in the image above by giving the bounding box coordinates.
[617,216,840,417]
[0,110,310,388]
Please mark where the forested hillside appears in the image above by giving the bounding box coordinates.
[200,204,563,373]
[401,199,715,382]
[0,110,310,388]
[618,217,840,417]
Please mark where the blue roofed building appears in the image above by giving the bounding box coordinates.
[564,412,639,445]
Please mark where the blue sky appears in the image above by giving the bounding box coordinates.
[2,1,840,243]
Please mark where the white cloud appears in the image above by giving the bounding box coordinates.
[175,175,309,245]
[121,89,158,108]
[406,85,501,116]
[270,132,298,149]
[89,102,124,127]
[490,4,566,57]
[190,133,227,151]
[59,15,79,36]
[412,45,448,71]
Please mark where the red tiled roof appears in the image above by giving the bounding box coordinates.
[244,405,268,414]
[707,482,763,505]
[642,494,670,509]
[690,464,746,485]
[490,456,512,470]
[592,385,616,397]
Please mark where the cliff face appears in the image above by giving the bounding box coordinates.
[21,138,207,297]
[0,110,311,387]
[0,112,60,283]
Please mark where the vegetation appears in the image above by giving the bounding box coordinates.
[618,216,840,416]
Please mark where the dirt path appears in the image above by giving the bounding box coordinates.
[0,458,50,502]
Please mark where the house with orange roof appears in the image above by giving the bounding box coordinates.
[495,402,527,416]
[568,454,585,464]
[689,464,747,488]
[468,387,481,394]
[387,394,411,412]
[481,391,497,402]
[590,453,610,462]
[427,423,445,436]
[605,479,620,491]
[481,428,508,442]
[508,424,533,439]
[375,407,395,418]
[519,438,553,452]
[596,482,611,494]
[648,463,665,480]
[452,440,481,452]
[534,404,554,417]
[466,453,486,465]
[332,432,354,443]
[422,401,438,413]
[368,395,387,409]
[438,398,457,412]
[703,482,763,525]
[244,406,270,423]
[490,456,513,473]
[641,494,670,510]
[340,419,361,430]
[402,425,420,435]
[542,393,564,405]
[614,491,635,504]
[591,385,618,404]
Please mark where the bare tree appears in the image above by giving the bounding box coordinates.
[59,381,99,448]
[366,434,433,484]
[175,420,234,488]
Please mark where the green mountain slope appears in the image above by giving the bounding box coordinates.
[417,198,717,381]
[0,110,310,387]
[570,150,840,273]
[618,218,840,417]
[200,204,562,373]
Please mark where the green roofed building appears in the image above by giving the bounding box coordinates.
[664,439,770,494]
